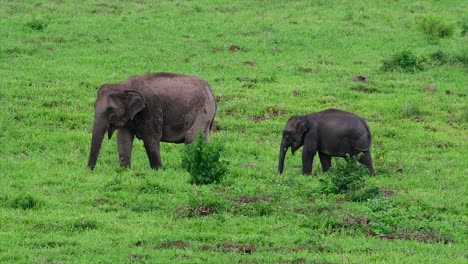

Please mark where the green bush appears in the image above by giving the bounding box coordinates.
[182,132,227,185]
[381,50,424,72]
[417,16,455,38]
[318,155,378,201]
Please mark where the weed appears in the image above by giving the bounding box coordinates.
[182,132,227,185]
[417,16,455,38]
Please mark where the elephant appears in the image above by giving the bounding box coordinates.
[87,72,217,170]
[278,108,376,175]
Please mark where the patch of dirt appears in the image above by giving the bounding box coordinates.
[380,188,396,197]
[250,105,287,122]
[200,245,216,251]
[424,85,436,91]
[298,67,313,73]
[244,61,256,66]
[291,89,301,96]
[242,83,254,89]
[351,75,369,82]
[221,242,256,254]
[350,86,377,93]
[196,206,216,216]
[211,121,221,132]
[236,76,252,82]
[237,195,272,204]
[156,241,189,249]
[343,215,370,227]
[135,241,143,247]
[229,45,240,52]
[374,230,452,244]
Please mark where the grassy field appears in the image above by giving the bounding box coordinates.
[0,0,467,263]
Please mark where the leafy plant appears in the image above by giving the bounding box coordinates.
[417,16,455,38]
[182,132,227,185]
[318,155,378,201]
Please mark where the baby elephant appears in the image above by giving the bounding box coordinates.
[278,108,376,175]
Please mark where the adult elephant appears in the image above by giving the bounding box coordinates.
[278,108,376,175]
[87,72,217,170]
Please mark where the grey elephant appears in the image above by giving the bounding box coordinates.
[278,108,376,175]
[87,72,217,170]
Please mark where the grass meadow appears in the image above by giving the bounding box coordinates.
[0,0,467,263]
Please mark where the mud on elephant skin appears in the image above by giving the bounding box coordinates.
[87,72,217,170]
[278,108,376,176]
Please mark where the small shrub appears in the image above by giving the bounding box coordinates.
[417,16,455,38]
[182,132,227,185]
[318,155,378,201]
[381,50,424,72]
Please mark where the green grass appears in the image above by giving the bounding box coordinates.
[1,0,467,263]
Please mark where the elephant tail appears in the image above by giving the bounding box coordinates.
[209,99,217,132]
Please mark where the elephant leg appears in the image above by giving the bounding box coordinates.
[143,138,162,170]
[302,149,317,175]
[359,150,376,176]
[117,128,134,167]
[318,152,332,172]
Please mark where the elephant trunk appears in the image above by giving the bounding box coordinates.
[87,111,108,170]
[278,140,288,174]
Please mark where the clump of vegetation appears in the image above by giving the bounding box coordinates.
[381,50,425,72]
[417,16,455,38]
[182,132,227,185]
[401,103,422,118]
[318,155,379,202]
[8,194,41,210]
[27,17,47,31]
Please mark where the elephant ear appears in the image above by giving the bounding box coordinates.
[125,90,145,120]
[296,117,310,139]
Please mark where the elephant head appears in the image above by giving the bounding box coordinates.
[278,115,309,174]
[87,84,145,169]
